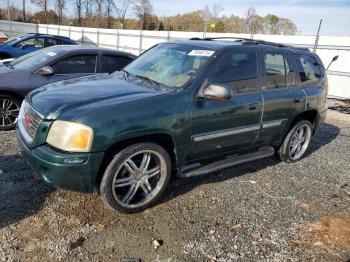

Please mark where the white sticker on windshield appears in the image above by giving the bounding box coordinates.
[46,52,57,57]
[188,50,215,57]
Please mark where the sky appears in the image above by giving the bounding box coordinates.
[150,0,350,35]
[2,0,350,35]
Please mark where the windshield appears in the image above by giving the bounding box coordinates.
[3,37,23,46]
[123,43,215,89]
[11,50,57,70]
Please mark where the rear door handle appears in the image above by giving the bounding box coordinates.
[294,98,304,103]
[248,103,260,110]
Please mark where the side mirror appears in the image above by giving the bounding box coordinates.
[326,55,339,71]
[37,66,54,76]
[199,84,232,101]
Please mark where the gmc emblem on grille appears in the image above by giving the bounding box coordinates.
[24,112,33,128]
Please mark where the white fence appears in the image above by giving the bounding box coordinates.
[1,20,350,100]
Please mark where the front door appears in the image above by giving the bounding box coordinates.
[188,46,263,161]
[30,54,98,89]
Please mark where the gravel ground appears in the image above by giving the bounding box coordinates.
[0,110,350,262]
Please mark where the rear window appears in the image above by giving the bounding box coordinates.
[294,54,321,83]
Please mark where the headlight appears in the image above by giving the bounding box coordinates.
[46,120,93,152]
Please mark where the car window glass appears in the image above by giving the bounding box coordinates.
[100,56,132,73]
[210,49,258,93]
[17,37,45,48]
[123,43,212,88]
[52,55,97,74]
[11,51,53,70]
[295,54,321,83]
[46,38,61,47]
[285,57,296,87]
[264,52,286,89]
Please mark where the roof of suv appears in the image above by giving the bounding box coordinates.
[169,38,310,52]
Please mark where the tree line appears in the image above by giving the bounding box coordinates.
[0,1,297,35]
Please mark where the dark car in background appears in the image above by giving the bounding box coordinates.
[16,38,328,213]
[0,45,136,130]
[0,33,77,59]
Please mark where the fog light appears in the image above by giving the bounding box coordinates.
[64,157,86,164]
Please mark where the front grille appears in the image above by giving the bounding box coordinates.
[20,102,43,142]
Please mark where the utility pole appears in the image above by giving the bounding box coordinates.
[313,19,322,52]
[7,0,12,38]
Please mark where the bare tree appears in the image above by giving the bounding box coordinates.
[201,4,223,33]
[245,7,258,38]
[133,0,153,29]
[105,0,114,28]
[75,0,85,26]
[55,0,65,24]
[31,0,50,23]
[113,0,132,27]
[94,0,104,15]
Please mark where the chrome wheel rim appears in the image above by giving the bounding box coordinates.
[112,150,167,208]
[289,124,312,160]
[0,98,19,128]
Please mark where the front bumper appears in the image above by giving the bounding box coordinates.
[16,128,104,193]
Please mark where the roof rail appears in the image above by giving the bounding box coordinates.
[189,37,308,50]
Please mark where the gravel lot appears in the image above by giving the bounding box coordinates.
[0,110,350,262]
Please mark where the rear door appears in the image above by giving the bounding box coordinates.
[98,54,134,73]
[255,46,306,147]
[188,46,263,160]
[30,54,98,89]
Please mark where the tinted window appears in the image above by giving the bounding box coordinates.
[17,37,45,48]
[210,49,258,93]
[46,38,62,47]
[264,52,286,89]
[295,54,321,83]
[285,56,296,87]
[52,55,97,74]
[100,55,132,73]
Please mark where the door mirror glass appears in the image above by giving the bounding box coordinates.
[200,84,232,101]
[37,65,54,76]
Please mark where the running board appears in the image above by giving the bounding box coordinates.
[178,146,275,178]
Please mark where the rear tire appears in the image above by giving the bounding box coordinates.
[100,142,171,213]
[0,94,21,131]
[278,120,313,163]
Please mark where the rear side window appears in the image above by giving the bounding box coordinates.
[264,52,297,89]
[264,52,286,89]
[46,38,62,47]
[100,55,132,73]
[210,49,258,93]
[294,54,321,83]
[52,55,97,74]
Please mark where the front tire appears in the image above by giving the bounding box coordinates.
[100,142,171,213]
[0,94,21,131]
[278,120,313,162]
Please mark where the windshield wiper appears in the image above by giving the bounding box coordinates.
[121,69,129,80]
[134,74,162,90]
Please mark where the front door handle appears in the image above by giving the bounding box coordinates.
[248,103,260,110]
[294,97,304,103]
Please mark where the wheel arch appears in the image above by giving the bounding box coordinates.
[0,52,12,59]
[95,133,178,188]
[289,109,319,134]
[0,89,24,102]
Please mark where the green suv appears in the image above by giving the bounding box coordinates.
[16,38,328,213]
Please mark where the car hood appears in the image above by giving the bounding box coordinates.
[0,65,15,73]
[28,73,164,119]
